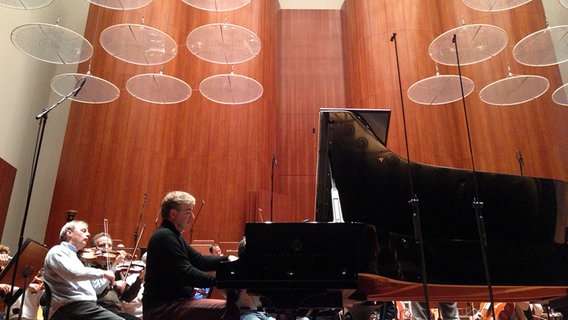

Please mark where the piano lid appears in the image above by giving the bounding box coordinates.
[315,109,568,286]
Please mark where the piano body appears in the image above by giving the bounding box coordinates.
[216,222,378,310]
[217,109,568,312]
[315,109,568,302]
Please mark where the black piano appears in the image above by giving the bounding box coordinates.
[216,222,378,311]
[217,109,568,311]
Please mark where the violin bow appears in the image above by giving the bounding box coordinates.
[124,225,145,279]
[103,218,111,270]
[134,193,147,245]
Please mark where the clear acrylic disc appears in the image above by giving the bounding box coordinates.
[552,83,568,107]
[127,73,192,104]
[51,73,120,104]
[513,25,568,67]
[461,0,531,12]
[408,74,474,105]
[86,0,152,10]
[100,24,178,65]
[479,75,549,106]
[181,0,250,11]
[199,73,263,105]
[429,24,508,66]
[186,23,261,64]
[11,23,93,64]
[0,0,54,9]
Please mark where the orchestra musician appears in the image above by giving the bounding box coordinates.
[0,244,11,272]
[142,191,237,320]
[0,245,45,320]
[42,220,123,320]
[8,271,45,320]
[209,243,222,256]
[86,232,143,320]
[120,252,146,319]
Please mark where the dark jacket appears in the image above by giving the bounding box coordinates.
[142,219,228,309]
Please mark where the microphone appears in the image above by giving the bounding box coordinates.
[517,150,525,176]
[516,150,524,166]
[154,210,161,229]
[73,77,87,97]
[452,34,457,43]
[258,208,264,222]
[272,152,277,166]
[390,32,396,42]
[188,200,205,242]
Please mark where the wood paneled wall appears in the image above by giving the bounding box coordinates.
[342,0,568,180]
[44,0,280,247]
[0,157,16,240]
[45,1,567,249]
[275,9,346,222]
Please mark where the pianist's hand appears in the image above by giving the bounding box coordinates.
[227,255,238,262]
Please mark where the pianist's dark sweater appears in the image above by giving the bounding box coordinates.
[142,219,228,309]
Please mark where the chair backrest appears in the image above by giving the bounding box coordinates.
[39,283,51,320]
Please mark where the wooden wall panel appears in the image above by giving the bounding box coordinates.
[45,0,566,249]
[342,0,568,181]
[276,10,345,221]
[45,0,280,248]
[0,158,16,240]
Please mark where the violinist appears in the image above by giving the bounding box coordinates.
[43,220,122,320]
[120,252,146,320]
[0,245,44,320]
[88,233,142,320]
[8,270,45,320]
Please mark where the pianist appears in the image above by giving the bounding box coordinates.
[142,191,237,320]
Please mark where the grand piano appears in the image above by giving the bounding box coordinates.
[217,109,568,312]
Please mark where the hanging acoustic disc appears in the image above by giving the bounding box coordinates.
[51,73,120,104]
[186,23,261,64]
[429,24,508,66]
[86,0,152,10]
[11,23,93,64]
[461,0,531,12]
[512,25,568,67]
[560,0,568,9]
[199,73,263,105]
[408,74,474,105]
[552,83,568,107]
[181,0,250,11]
[100,24,178,65]
[0,0,54,9]
[126,73,192,104]
[479,75,549,106]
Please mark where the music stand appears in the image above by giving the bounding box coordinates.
[0,238,48,317]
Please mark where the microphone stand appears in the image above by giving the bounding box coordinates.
[453,34,496,319]
[270,152,276,222]
[6,78,86,317]
[188,200,205,243]
[391,33,431,318]
[133,193,147,245]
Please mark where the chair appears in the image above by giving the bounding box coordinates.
[39,283,51,320]
[191,240,215,245]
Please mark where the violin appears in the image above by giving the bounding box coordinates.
[115,260,145,274]
[79,248,133,266]
[80,248,115,260]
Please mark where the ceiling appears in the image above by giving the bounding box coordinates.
[278,0,344,9]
